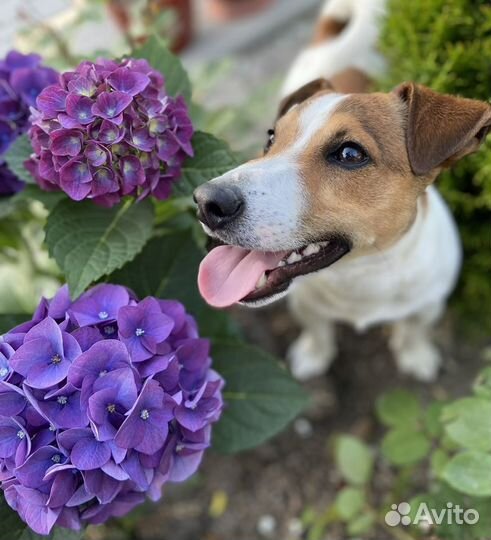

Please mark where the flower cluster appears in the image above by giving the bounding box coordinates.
[0,284,223,535]
[27,57,194,207]
[0,50,58,196]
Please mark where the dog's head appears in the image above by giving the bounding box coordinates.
[195,80,491,308]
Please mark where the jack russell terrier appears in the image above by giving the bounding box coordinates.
[194,0,491,382]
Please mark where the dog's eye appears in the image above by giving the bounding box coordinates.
[264,128,275,154]
[329,142,369,168]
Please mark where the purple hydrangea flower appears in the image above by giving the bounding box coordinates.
[0,50,58,196]
[0,284,223,536]
[28,58,194,206]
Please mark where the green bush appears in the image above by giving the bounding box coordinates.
[379,0,491,332]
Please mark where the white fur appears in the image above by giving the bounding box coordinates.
[205,95,346,252]
[288,187,462,381]
[281,0,387,98]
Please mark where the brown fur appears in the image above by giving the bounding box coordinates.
[268,81,491,252]
[277,79,333,119]
[395,82,491,175]
[312,16,348,44]
[330,68,371,94]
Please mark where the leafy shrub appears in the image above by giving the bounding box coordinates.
[379,0,491,331]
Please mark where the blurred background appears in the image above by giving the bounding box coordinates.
[1,1,491,539]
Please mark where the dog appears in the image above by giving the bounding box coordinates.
[194,0,491,382]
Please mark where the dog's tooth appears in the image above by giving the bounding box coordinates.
[277,260,286,267]
[303,244,320,257]
[287,252,302,264]
[255,273,267,289]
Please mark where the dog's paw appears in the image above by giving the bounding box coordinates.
[393,341,442,382]
[287,332,336,381]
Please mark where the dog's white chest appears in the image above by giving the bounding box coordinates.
[289,187,462,330]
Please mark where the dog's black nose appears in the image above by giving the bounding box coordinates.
[193,184,244,230]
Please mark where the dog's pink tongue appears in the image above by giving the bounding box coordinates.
[198,245,285,308]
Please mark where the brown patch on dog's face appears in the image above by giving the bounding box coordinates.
[266,86,491,253]
[330,68,371,94]
[312,16,348,43]
[263,92,421,251]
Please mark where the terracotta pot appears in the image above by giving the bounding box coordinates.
[206,0,275,22]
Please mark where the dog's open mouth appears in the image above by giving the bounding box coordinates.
[198,237,351,308]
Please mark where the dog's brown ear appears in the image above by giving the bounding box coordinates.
[394,82,491,176]
[277,78,333,120]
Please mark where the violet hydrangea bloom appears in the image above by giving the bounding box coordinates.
[0,50,58,196]
[0,284,223,535]
[27,58,194,206]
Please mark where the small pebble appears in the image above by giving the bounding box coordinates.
[294,417,313,438]
[287,518,303,538]
[257,514,277,537]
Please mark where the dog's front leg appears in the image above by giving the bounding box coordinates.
[287,291,338,380]
[388,302,445,382]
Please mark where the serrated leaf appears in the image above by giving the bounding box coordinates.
[381,428,431,466]
[3,135,35,185]
[173,131,240,196]
[334,435,374,485]
[376,389,422,428]
[132,35,191,102]
[110,229,236,338]
[443,451,491,497]
[211,341,308,453]
[334,487,366,521]
[442,397,491,452]
[45,199,154,298]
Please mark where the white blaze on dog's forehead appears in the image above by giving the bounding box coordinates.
[294,93,347,152]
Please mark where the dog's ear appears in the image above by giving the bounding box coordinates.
[394,82,491,176]
[277,78,334,120]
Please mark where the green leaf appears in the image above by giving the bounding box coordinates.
[211,341,308,453]
[473,367,491,400]
[3,135,35,185]
[346,511,376,536]
[334,487,366,521]
[173,131,240,196]
[45,199,154,298]
[376,389,422,428]
[442,397,491,452]
[443,451,491,497]
[381,428,431,466]
[0,314,30,334]
[334,435,374,485]
[132,35,191,102]
[18,184,65,211]
[0,198,15,219]
[110,229,236,338]
[424,401,446,438]
[430,448,449,479]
